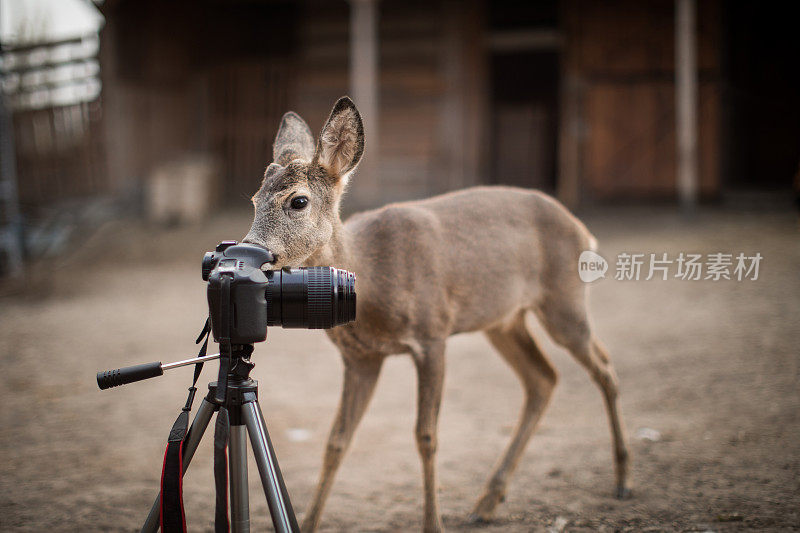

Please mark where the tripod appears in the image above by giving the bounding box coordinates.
[140,348,300,533]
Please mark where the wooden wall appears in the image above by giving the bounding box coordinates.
[100,0,296,206]
[295,0,485,209]
[98,0,725,210]
[102,0,485,211]
[206,61,292,202]
[561,0,721,202]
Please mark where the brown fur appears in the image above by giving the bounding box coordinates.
[244,97,630,532]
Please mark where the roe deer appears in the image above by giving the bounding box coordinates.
[243,97,630,532]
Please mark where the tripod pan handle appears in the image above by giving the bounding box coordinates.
[97,361,163,389]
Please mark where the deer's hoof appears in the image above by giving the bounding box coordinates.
[615,485,632,500]
[469,490,504,524]
[467,513,491,525]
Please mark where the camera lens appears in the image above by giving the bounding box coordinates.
[265,267,356,328]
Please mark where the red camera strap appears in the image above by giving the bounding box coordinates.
[159,319,211,532]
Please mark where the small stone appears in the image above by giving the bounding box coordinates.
[285,428,312,442]
[716,512,744,522]
[635,427,662,442]
[547,516,569,533]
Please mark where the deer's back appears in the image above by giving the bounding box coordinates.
[339,186,593,347]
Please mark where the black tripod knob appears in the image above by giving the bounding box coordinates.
[97,361,163,389]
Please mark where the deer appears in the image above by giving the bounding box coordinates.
[242,97,630,532]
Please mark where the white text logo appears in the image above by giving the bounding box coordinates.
[578,250,608,282]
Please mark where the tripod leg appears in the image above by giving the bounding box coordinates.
[141,397,216,533]
[229,423,250,533]
[241,393,299,533]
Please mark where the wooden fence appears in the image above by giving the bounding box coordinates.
[2,36,107,211]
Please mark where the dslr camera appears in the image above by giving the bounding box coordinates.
[202,241,356,344]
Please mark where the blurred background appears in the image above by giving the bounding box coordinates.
[0,1,798,531]
[1,0,799,271]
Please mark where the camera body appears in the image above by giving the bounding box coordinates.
[203,241,357,345]
[204,241,272,344]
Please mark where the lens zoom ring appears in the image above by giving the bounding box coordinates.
[307,267,333,328]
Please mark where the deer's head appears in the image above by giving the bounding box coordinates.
[243,97,364,268]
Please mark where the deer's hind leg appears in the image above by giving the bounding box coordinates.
[534,297,631,499]
[469,311,558,522]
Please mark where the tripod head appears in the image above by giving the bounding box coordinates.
[225,345,256,381]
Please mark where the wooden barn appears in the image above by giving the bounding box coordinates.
[57,0,800,211]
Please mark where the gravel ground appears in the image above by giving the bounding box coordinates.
[0,207,798,532]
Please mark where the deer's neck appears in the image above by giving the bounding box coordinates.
[305,218,352,269]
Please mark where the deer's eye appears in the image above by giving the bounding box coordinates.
[290,196,309,210]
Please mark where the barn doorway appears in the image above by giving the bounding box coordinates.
[723,3,800,195]
[486,1,559,193]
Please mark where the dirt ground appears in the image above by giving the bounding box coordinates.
[0,207,798,532]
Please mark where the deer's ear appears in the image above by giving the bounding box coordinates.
[273,111,315,166]
[313,96,364,183]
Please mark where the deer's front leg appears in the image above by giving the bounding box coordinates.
[413,341,446,533]
[302,357,383,532]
